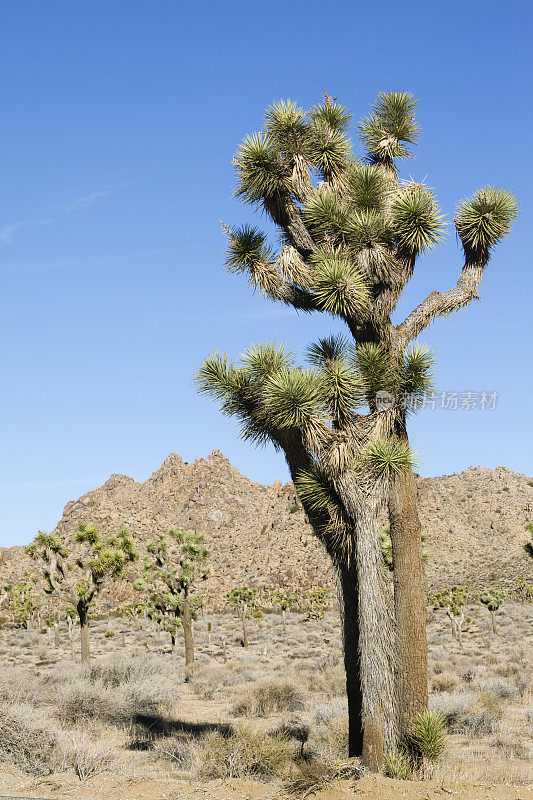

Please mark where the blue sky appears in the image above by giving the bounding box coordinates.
[1,0,532,547]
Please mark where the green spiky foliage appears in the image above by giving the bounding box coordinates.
[410,711,446,763]
[271,589,299,613]
[3,577,38,629]
[302,587,332,621]
[196,90,517,765]
[26,524,137,661]
[382,749,412,779]
[135,529,209,662]
[356,437,418,478]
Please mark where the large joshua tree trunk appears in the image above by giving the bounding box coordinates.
[182,588,195,679]
[353,489,397,768]
[78,602,90,663]
[388,463,428,744]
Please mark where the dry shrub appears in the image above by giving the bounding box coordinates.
[87,653,159,687]
[0,701,62,775]
[65,732,116,779]
[153,733,195,771]
[310,714,348,761]
[482,679,519,698]
[314,697,347,724]
[298,664,345,698]
[57,677,170,725]
[432,673,457,692]
[234,679,304,717]
[197,725,294,779]
[192,665,240,700]
[429,690,475,732]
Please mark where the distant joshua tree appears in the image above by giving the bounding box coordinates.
[226,586,257,648]
[479,587,505,634]
[196,90,517,766]
[26,524,137,662]
[271,589,299,632]
[134,528,209,677]
[431,586,475,647]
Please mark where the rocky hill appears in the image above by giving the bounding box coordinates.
[1,451,531,612]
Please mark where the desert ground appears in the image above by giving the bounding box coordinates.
[0,600,531,800]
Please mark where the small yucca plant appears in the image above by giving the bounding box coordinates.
[410,710,446,763]
[382,749,412,780]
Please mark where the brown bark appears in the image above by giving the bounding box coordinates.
[78,603,90,663]
[182,589,195,680]
[388,462,428,746]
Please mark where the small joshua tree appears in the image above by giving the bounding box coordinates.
[134,528,209,676]
[4,578,38,629]
[303,586,332,621]
[26,524,137,662]
[479,587,505,634]
[227,586,257,647]
[271,589,299,632]
[431,586,474,648]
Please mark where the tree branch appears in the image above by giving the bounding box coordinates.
[396,261,484,345]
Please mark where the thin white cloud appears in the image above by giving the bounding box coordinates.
[1,188,111,245]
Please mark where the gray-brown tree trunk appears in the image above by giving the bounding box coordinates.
[182,589,195,680]
[389,465,429,747]
[78,603,90,663]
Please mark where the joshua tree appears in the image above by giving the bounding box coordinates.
[26,524,137,662]
[3,579,37,629]
[431,586,475,647]
[271,589,299,632]
[134,528,209,676]
[226,585,257,647]
[302,586,332,621]
[196,91,517,766]
[479,587,505,634]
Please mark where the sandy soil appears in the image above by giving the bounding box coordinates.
[0,769,531,800]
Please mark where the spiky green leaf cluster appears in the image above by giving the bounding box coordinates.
[310,250,369,317]
[391,184,444,254]
[346,164,387,212]
[263,368,319,429]
[401,344,435,398]
[382,749,412,779]
[455,186,518,260]
[264,99,308,156]
[356,437,418,478]
[225,225,271,275]
[234,133,288,204]
[410,711,446,762]
[359,91,419,162]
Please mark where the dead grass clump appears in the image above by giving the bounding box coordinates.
[482,679,519,698]
[0,701,62,775]
[153,734,194,771]
[233,679,304,717]
[429,691,475,732]
[310,714,348,761]
[301,664,345,698]
[197,725,294,779]
[192,665,240,700]
[87,653,159,688]
[432,673,457,692]
[66,732,116,779]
